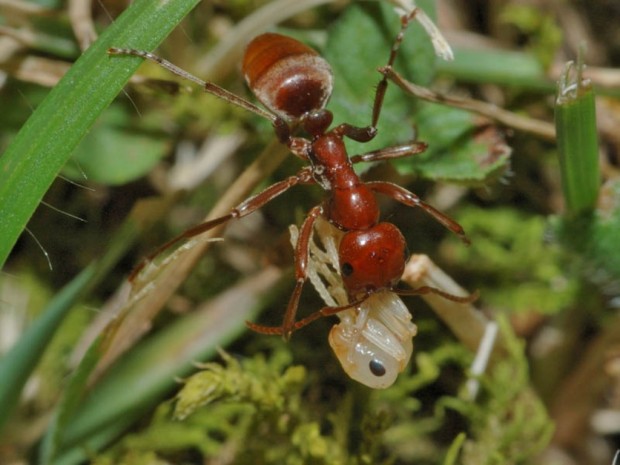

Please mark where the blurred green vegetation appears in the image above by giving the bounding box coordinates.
[1,1,619,464]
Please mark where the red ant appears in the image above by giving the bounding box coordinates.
[109,8,474,343]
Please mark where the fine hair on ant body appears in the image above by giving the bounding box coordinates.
[109,7,475,341]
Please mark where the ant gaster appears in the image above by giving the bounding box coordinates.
[109,8,474,341]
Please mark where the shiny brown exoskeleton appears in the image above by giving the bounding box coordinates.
[109,8,474,344]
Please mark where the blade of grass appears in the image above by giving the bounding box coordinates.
[0,0,201,269]
[0,264,95,432]
[0,196,172,433]
[43,268,281,465]
[437,46,552,91]
[555,56,601,216]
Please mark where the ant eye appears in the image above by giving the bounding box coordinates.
[369,359,386,377]
[341,262,354,277]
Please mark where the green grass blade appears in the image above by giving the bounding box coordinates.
[0,197,171,433]
[0,0,201,268]
[0,265,96,431]
[44,270,280,464]
[555,59,601,216]
[437,46,551,91]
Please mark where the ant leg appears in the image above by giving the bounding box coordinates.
[247,206,322,340]
[350,141,427,164]
[367,181,470,244]
[248,299,363,336]
[108,49,316,162]
[370,8,420,125]
[282,206,322,338]
[396,285,479,304]
[331,123,377,143]
[108,47,277,124]
[130,167,315,280]
[330,8,421,143]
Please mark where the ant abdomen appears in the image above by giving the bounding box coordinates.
[242,33,334,120]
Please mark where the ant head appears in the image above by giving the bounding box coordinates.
[242,33,333,122]
[338,223,408,299]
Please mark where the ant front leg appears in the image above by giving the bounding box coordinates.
[130,167,315,280]
[367,181,470,244]
[331,123,377,143]
[330,8,422,144]
[247,205,322,340]
[369,7,421,123]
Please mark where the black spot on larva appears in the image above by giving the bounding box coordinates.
[369,359,386,377]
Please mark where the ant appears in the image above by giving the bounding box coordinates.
[109,7,475,346]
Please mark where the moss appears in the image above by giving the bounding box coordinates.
[91,314,552,465]
[442,207,579,315]
[442,317,554,465]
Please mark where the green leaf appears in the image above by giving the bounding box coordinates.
[0,265,96,432]
[397,102,511,183]
[443,432,467,465]
[445,207,579,315]
[557,180,620,284]
[3,197,171,444]
[322,2,510,184]
[437,46,550,91]
[588,180,620,280]
[0,84,50,152]
[323,0,437,156]
[0,0,201,268]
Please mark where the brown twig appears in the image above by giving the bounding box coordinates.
[381,66,557,141]
[402,254,496,354]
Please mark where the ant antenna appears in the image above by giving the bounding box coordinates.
[108,48,276,124]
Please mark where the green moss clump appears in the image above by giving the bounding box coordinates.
[442,207,579,315]
[447,317,554,465]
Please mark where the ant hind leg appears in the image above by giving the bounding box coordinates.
[367,181,470,244]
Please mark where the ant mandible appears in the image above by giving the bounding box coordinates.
[109,7,473,340]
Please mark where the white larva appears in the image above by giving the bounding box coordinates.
[328,289,417,388]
